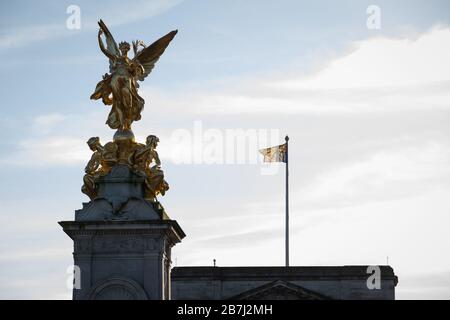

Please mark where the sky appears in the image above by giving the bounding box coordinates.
[0,0,450,299]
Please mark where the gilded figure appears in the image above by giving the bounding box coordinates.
[90,20,177,131]
[81,137,118,199]
[133,135,169,200]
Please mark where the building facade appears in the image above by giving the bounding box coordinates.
[171,266,398,300]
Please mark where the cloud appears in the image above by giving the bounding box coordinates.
[0,24,66,51]
[138,26,450,116]
[1,136,88,166]
[397,270,450,299]
[0,248,68,262]
[32,113,67,134]
[300,142,450,209]
[9,26,450,168]
[0,0,183,50]
[224,140,450,247]
[276,26,450,89]
[2,111,108,167]
[33,113,66,127]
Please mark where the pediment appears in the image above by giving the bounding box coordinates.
[228,280,330,300]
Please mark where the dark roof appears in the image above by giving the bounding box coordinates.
[172,266,398,286]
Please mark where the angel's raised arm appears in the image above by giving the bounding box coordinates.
[97,20,121,72]
[98,30,116,61]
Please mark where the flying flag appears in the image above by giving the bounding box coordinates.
[259,136,290,267]
[259,143,287,163]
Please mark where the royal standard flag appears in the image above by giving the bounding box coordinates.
[259,143,287,163]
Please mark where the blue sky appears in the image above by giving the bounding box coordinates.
[1,0,450,299]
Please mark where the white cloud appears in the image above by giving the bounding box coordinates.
[1,136,88,166]
[8,27,450,172]
[139,26,450,116]
[0,248,68,262]
[301,142,450,208]
[0,0,183,50]
[32,113,67,134]
[0,24,66,50]
[276,26,450,89]
[33,113,66,127]
[2,111,113,167]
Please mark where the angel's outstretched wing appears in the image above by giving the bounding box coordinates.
[98,19,120,72]
[133,30,178,81]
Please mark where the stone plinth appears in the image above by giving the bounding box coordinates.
[60,220,184,300]
[76,165,169,221]
[60,165,185,300]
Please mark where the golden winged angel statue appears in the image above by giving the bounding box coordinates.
[90,20,177,131]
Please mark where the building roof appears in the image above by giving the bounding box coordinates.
[172,266,398,285]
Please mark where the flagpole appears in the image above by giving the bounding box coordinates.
[285,135,289,267]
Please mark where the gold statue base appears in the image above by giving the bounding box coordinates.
[113,129,135,143]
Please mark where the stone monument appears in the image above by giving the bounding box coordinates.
[59,20,185,300]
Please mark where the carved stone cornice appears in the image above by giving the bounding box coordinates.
[59,220,185,247]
